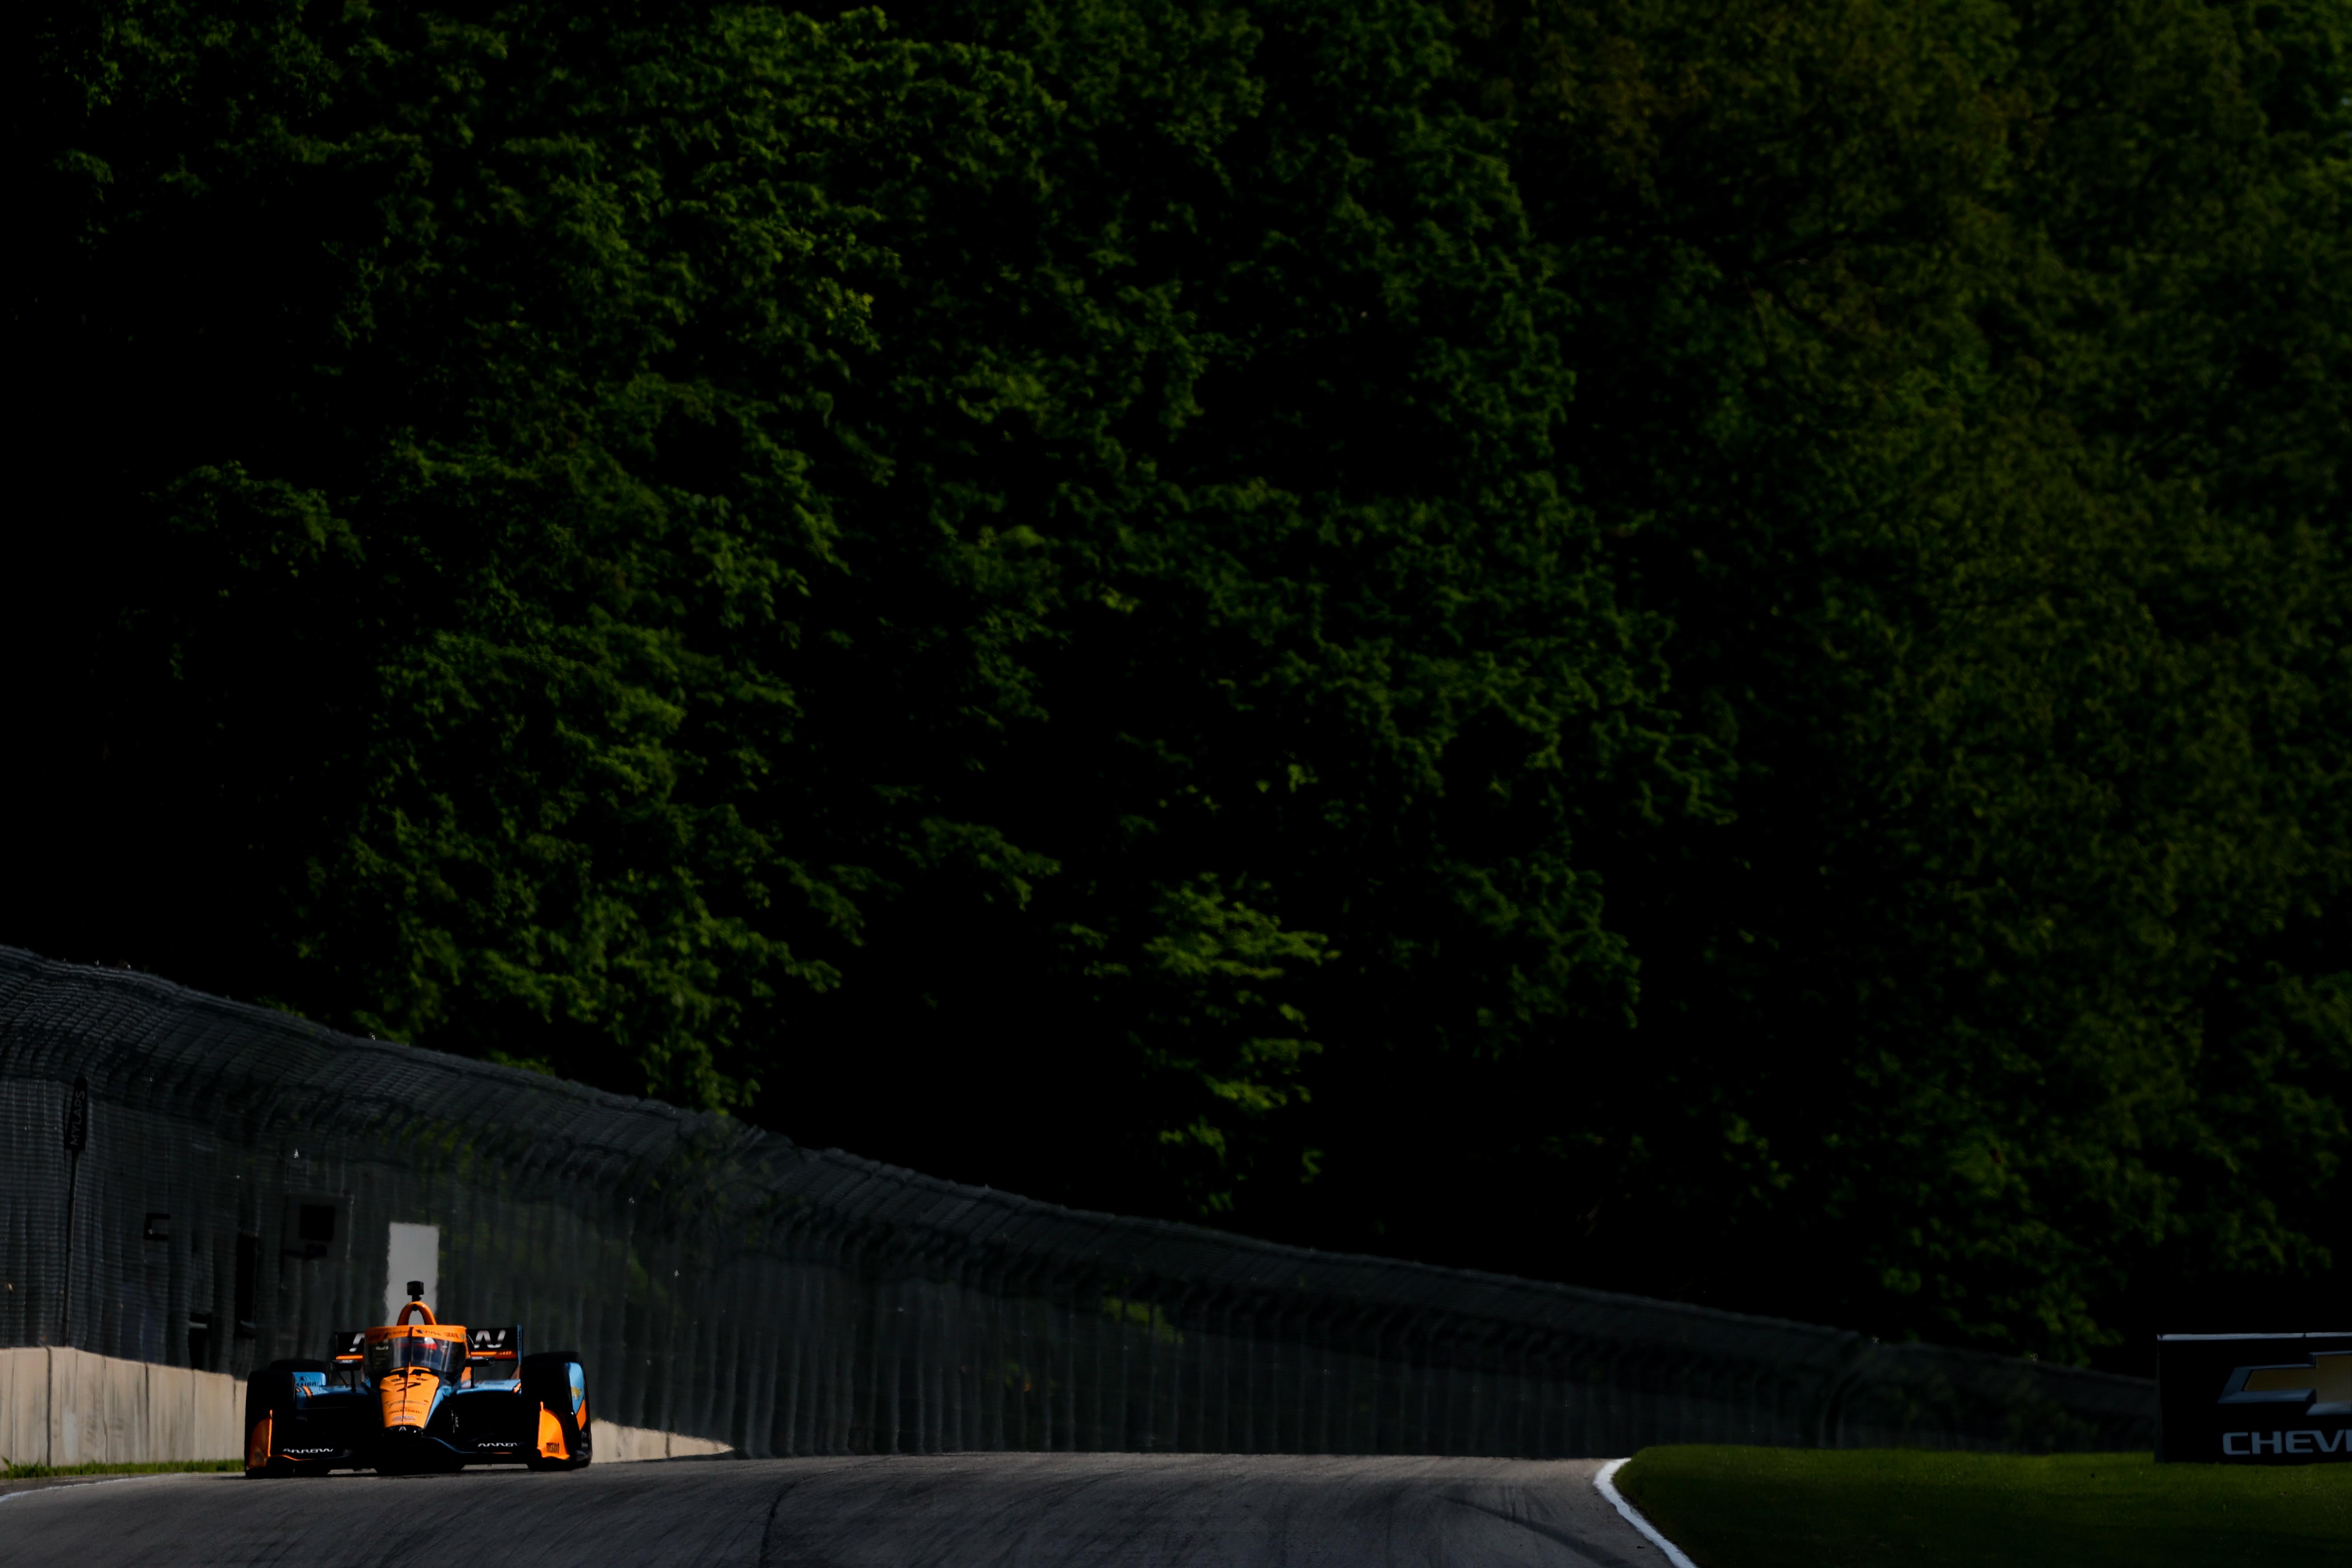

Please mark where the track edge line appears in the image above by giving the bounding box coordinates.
[1593,1457,1701,1568]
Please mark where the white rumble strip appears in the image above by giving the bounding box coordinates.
[1594,1457,1701,1568]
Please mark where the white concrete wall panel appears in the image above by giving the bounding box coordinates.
[197,1361,240,1458]
[101,1349,150,1462]
[596,1422,669,1463]
[47,1344,84,1464]
[143,1356,241,1461]
[598,1424,731,1463]
[1,1346,49,1466]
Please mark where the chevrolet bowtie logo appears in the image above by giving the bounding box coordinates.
[2220,1351,2352,1416]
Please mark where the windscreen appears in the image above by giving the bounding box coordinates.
[368,1336,460,1378]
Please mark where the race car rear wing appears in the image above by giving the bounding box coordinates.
[468,1325,523,1375]
[325,1326,522,1371]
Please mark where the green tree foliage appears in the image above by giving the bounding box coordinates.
[12,0,2345,1362]
[1436,0,2352,1353]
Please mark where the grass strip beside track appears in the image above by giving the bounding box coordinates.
[1614,1446,2352,1568]
[4,1460,243,1480]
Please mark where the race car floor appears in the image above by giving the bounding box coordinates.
[0,1453,1669,1567]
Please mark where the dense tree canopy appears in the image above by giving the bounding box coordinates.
[13,0,2346,1367]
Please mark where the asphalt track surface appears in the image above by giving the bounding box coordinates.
[0,1454,1673,1567]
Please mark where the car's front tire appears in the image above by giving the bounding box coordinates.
[521,1352,591,1470]
[242,1369,301,1478]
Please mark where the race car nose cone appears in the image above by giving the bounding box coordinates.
[379,1371,443,1432]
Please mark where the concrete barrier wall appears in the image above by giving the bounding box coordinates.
[0,1348,724,1468]
[1,1348,50,1466]
[597,1423,731,1463]
[0,1348,240,1465]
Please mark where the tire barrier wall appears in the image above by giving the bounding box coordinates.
[0,948,2156,1457]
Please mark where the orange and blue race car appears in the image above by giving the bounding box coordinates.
[243,1282,592,1475]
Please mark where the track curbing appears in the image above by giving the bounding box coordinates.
[1594,1457,1701,1568]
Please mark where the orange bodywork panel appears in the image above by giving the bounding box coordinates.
[246,1415,272,1469]
[377,1369,442,1431]
[536,1403,569,1461]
